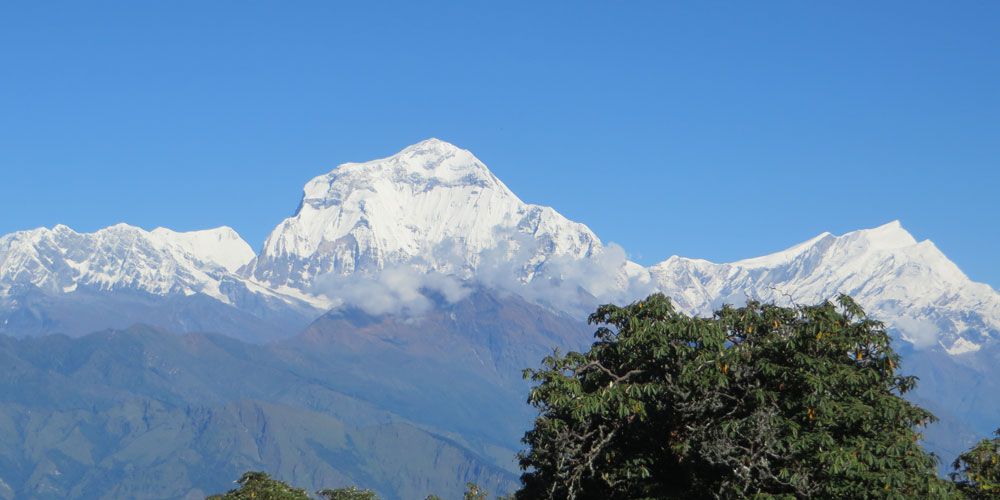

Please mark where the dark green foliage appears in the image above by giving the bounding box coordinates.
[517,294,957,499]
[318,485,380,499]
[464,482,488,500]
[210,478,497,500]
[207,471,310,500]
[461,482,517,500]
[209,475,382,500]
[952,429,1000,498]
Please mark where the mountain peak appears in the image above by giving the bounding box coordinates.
[846,220,918,250]
[390,137,493,183]
[730,220,917,270]
[149,226,254,272]
[98,222,144,234]
[297,139,510,210]
[649,218,999,356]
[366,138,496,184]
[399,137,461,155]
[247,140,602,290]
[0,223,256,298]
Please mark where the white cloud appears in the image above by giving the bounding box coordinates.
[312,264,471,317]
[474,234,655,316]
[894,316,940,349]
[311,230,655,318]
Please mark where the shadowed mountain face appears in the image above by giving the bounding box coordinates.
[0,325,521,500]
[0,288,989,498]
[287,288,592,450]
[894,343,1000,470]
[0,286,316,343]
[0,290,590,499]
[296,288,589,385]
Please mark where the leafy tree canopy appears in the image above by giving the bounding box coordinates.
[951,429,1000,499]
[517,293,957,499]
[208,475,501,500]
[318,485,380,500]
[207,471,310,500]
[464,482,489,500]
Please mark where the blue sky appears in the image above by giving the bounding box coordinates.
[1,1,998,287]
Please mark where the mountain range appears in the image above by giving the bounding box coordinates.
[0,139,996,497]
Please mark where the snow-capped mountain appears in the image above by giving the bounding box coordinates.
[244,138,603,291]
[0,223,257,301]
[234,138,999,356]
[0,224,322,340]
[648,221,1000,355]
[233,138,998,468]
[241,139,1000,354]
[0,137,996,470]
[2,139,996,357]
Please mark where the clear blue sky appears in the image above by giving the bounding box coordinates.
[1,1,997,287]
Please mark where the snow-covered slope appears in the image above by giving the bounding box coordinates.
[244,138,603,291]
[0,223,324,340]
[239,138,999,355]
[649,221,1000,354]
[1,138,997,355]
[0,223,254,301]
[149,226,255,273]
[0,137,995,470]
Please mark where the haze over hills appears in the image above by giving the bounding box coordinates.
[0,324,520,499]
[0,139,996,496]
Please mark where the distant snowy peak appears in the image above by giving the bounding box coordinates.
[149,226,254,272]
[246,138,604,290]
[3,140,994,357]
[302,138,513,201]
[0,223,255,300]
[650,220,973,307]
[649,221,1000,354]
[730,221,917,270]
[241,139,1000,358]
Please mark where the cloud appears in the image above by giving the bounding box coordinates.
[894,316,940,349]
[473,233,656,316]
[312,264,471,317]
[311,230,655,319]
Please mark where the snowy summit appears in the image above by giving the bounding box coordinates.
[0,139,996,357]
[244,138,602,290]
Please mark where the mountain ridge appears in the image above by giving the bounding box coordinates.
[243,138,605,292]
[0,324,519,499]
[648,219,999,355]
[0,138,996,495]
[1,139,997,357]
[0,223,323,341]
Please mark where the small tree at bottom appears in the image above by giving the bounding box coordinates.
[951,429,1000,499]
[207,471,310,500]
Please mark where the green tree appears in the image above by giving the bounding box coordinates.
[951,429,1000,499]
[517,293,957,499]
[464,482,488,500]
[318,485,380,500]
[207,471,310,500]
